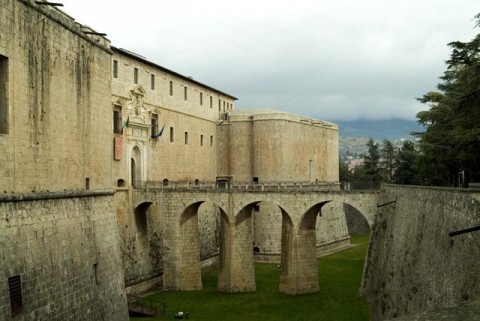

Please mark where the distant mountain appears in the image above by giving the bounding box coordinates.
[333,118,424,141]
[331,118,425,158]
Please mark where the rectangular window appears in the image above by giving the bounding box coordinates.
[218,99,221,112]
[113,107,122,134]
[185,132,188,145]
[200,134,204,146]
[151,114,158,137]
[223,101,226,112]
[8,275,22,317]
[113,60,118,78]
[210,135,213,147]
[200,92,203,105]
[210,96,213,109]
[169,81,173,96]
[184,86,187,100]
[170,127,174,142]
[0,55,8,134]
[134,67,138,84]
[151,74,155,90]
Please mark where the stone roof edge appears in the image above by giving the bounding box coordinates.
[112,47,238,101]
[18,0,112,53]
[230,109,339,130]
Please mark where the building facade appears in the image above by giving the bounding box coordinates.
[217,108,339,184]
[110,48,236,188]
[0,1,128,320]
[1,0,343,319]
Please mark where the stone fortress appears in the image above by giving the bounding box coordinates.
[0,1,363,320]
[3,1,480,321]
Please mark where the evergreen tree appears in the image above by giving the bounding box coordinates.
[416,13,480,186]
[363,138,381,182]
[380,139,396,182]
[394,140,420,185]
[339,160,353,182]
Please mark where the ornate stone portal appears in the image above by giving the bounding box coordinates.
[125,85,150,187]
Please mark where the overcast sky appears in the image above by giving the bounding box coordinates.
[63,1,479,122]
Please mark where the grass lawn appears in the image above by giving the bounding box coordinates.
[131,235,370,321]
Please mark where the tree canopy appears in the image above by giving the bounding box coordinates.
[415,13,480,186]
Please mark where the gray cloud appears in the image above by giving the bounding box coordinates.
[64,0,479,121]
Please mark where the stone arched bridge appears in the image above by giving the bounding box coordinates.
[132,188,379,295]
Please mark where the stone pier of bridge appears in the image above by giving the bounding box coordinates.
[133,189,378,295]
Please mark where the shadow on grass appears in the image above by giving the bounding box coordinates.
[131,235,369,321]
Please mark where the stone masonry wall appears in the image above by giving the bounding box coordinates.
[363,185,480,321]
[198,202,221,263]
[128,189,378,292]
[111,51,236,185]
[251,116,338,183]
[253,201,350,262]
[219,110,339,183]
[0,191,128,321]
[115,189,165,289]
[116,191,220,290]
[0,0,112,193]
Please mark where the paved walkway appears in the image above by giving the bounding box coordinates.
[385,301,480,321]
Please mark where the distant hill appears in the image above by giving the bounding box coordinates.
[333,118,424,141]
[331,118,425,157]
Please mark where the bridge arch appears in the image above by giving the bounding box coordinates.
[303,196,374,238]
[219,201,293,292]
[125,201,163,288]
[130,189,379,293]
[165,199,230,291]
[343,202,371,235]
[299,201,329,230]
[174,201,205,291]
[180,201,205,226]
[135,201,153,234]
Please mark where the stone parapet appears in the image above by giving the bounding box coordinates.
[363,185,480,321]
[0,191,128,320]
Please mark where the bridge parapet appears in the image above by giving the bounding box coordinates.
[127,186,380,295]
[133,180,341,192]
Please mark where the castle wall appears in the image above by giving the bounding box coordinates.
[197,202,221,264]
[0,0,112,193]
[111,50,235,123]
[1,0,348,313]
[111,50,236,186]
[216,124,231,179]
[0,191,128,321]
[0,2,128,320]
[224,118,254,182]
[116,190,221,291]
[363,185,480,321]
[144,110,218,182]
[114,189,165,290]
[219,110,339,184]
